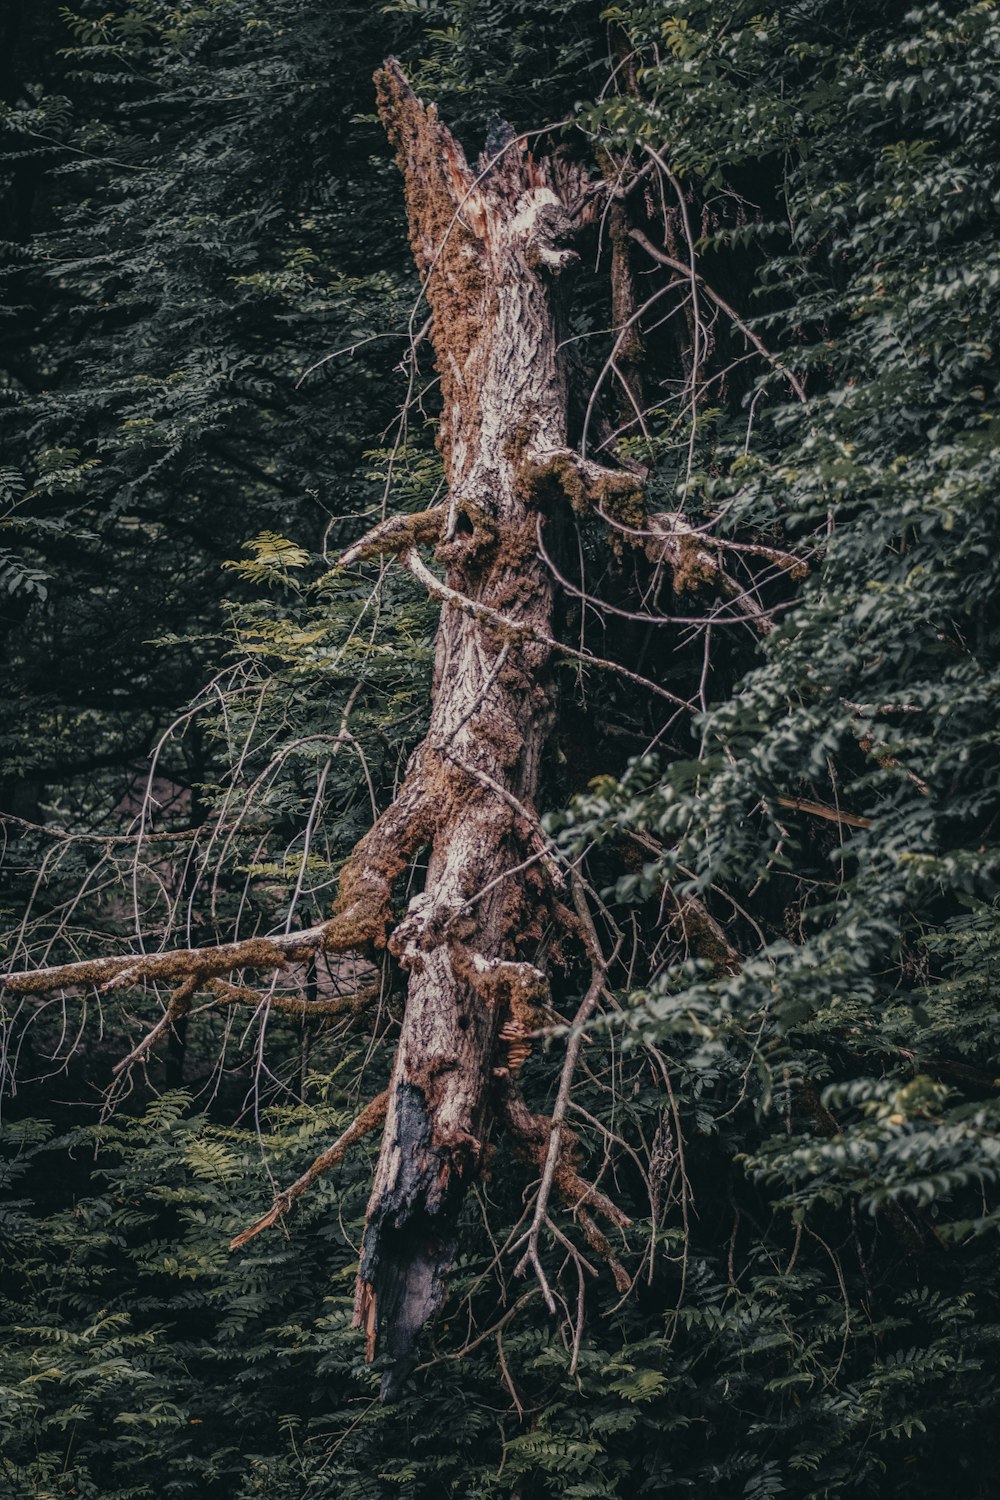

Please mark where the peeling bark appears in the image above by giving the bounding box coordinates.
[348,61,587,1397]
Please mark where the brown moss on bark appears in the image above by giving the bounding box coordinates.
[374,61,494,483]
[327,782,439,951]
[496,1070,632,1237]
[5,63,636,1398]
[524,451,638,515]
[350,63,595,1396]
[671,531,721,596]
[341,507,444,566]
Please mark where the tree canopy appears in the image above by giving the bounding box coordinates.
[3,2,1000,1496]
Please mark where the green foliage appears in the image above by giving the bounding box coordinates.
[0,0,418,826]
[550,0,1000,1488]
[4,0,1000,1496]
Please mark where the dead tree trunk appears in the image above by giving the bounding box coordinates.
[0,61,609,1398]
[347,62,587,1398]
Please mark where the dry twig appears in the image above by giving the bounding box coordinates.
[230,1090,389,1250]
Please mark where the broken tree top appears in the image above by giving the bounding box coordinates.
[0,61,635,1404]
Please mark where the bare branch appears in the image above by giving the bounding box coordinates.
[230,1090,390,1250]
[508,878,629,1307]
[400,546,694,709]
[773,795,872,830]
[628,223,808,403]
[535,516,786,630]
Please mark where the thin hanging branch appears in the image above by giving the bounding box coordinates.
[628,223,808,404]
[508,878,629,1308]
[230,1090,390,1250]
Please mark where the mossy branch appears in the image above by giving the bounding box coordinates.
[111,975,200,1076]
[1,931,311,998]
[204,977,378,1019]
[340,507,445,568]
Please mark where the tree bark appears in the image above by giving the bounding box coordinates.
[0,61,597,1399]
[350,62,585,1397]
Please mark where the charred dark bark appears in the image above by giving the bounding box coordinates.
[358,1083,463,1398]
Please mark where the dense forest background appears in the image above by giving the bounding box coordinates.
[3,1,1000,1495]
